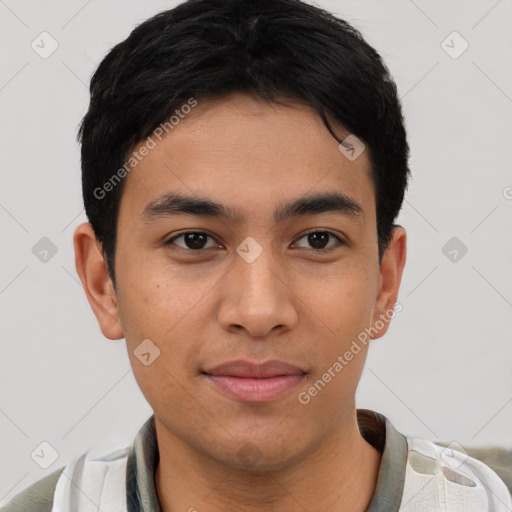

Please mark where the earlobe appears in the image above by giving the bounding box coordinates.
[73,222,124,340]
[370,226,407,340]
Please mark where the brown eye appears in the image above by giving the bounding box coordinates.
[294,231,343,250]
[166,232,217,251]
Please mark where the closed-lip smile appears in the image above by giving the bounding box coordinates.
[202,359,307,403]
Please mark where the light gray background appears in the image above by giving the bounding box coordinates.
[1,0,511,502]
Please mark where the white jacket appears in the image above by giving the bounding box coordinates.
[49,435,512,511]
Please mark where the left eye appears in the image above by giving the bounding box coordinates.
[293,231,343,250]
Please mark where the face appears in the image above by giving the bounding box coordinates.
[75,92,406,471]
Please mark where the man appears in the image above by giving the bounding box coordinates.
[2,0,511,510]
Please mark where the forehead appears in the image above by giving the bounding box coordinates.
[119,92,376,226]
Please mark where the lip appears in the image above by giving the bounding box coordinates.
[202,359,307,403]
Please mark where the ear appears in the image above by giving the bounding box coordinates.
[73,222,124,340]
[370,226,407,340]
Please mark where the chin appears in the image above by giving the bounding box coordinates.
[208,437,311,473]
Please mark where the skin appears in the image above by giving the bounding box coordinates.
[74,92,406,511]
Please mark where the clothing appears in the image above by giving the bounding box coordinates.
[1,409,510,511]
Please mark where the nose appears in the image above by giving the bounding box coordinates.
[217,244,299,339]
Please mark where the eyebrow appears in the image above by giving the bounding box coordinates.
[141,191,365,225]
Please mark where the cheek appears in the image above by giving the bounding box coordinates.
[117,281,204,410]
[116,262,210,341]
[300,265,376,343]
[298,276,374,415]
[115,285,195,395]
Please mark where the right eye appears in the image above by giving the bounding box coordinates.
[164,231,221,252]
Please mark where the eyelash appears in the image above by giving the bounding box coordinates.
[164,230,345,253]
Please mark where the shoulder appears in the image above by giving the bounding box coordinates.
[402,436,512,510]
[441,442,512,497]
[1,442,132,512]
[0,466,65,512]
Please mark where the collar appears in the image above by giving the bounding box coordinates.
[126,409,408,512]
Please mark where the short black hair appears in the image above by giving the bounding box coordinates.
[78,0,410,289]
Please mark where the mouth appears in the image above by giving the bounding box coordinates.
[202,359,307,403]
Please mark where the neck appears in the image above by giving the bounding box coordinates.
[154,411,382,512]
